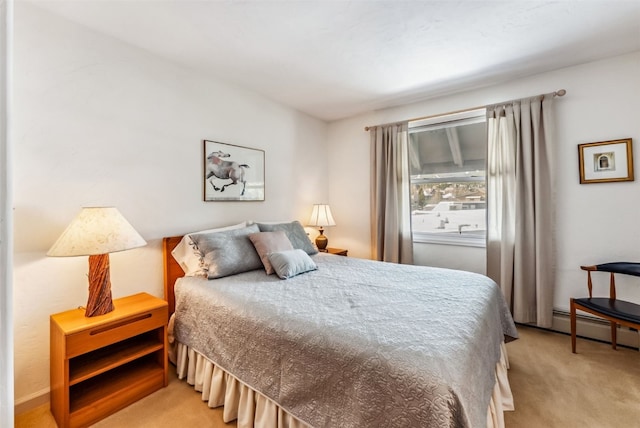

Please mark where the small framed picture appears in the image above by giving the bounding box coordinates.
[203,140,265,201]
[578,138,634,184]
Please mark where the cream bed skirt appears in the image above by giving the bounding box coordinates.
[172,340,514,428]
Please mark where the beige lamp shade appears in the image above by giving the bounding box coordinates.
[307,204,336,228]
[47,207,146,317]
[308,204,336,251]
[47,207,147,257]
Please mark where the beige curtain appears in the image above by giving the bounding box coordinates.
[370,123,413,264]
[486,95,555,327]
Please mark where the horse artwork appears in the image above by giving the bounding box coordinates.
[202,140,265,201]
[206,151,249,195]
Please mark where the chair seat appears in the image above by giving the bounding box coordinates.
[574,297,640,325]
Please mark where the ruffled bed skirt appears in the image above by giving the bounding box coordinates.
[173,341,514,428]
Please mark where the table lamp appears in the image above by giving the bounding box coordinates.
[307,204,336,251]
[47,207,147,317]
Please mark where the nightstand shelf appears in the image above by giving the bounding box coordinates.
[325,247,348,256]
[51,292,168,428]
[69,357,164,413]
[69,333,164,385]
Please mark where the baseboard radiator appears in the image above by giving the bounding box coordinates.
[551,309,639,349]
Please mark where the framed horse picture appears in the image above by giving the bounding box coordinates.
[203,140,265,201]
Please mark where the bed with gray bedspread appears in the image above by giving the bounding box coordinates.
[173,253,518,428]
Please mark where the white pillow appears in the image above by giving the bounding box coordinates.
[171,222,247,276]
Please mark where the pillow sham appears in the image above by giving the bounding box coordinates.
[248,231,294,275]
[256,221,318,255]
[267,249,318,280]
[171,222,247,276]
[190,224,262,279]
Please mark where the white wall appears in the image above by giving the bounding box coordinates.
[327,51,640,307]
[12,3,328,406]
[1,0,15,425]
[413,245,486,275]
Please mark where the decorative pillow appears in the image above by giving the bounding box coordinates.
[248,231,294,275]
[267,249,318,280]
[256,221,318,255]
[190,224,262,279]
[171,222,247,276]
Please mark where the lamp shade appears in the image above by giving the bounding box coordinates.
[307,204,336,228]
[47,207,146,317]
[47,207,147,257]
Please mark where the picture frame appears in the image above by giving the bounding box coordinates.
[203,140,265,201]
[578,138,634,184]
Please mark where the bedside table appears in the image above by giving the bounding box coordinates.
[50,292,168,428]
[325,247,348,256]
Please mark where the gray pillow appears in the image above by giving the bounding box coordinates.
[267,249,318,279]
[171,222,247,276]
[190,224,262,279]
[256,221,318,255]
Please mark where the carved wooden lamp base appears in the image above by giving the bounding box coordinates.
[85,253,115,317]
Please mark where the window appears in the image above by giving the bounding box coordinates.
[409,109,486,247]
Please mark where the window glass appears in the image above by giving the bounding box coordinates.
[409,110,486,246]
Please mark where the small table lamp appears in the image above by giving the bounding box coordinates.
[47,207,147,317]
[308,204,336,251]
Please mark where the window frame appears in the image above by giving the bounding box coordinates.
[409,109,487,248]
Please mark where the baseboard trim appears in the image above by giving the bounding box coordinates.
[551,309,639,349]
[14,389,49,416]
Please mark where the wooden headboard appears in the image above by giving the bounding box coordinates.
[162,235,185,317]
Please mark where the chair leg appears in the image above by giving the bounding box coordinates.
[611,321,617,350]
[570,298,577,353]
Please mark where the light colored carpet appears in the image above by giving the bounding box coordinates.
[503,326,640,428]
[15,325,640,427]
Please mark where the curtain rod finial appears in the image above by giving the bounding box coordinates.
[555,89,566,97]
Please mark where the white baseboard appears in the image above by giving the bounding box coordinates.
[14,388,49,416]
[551,309,639,349]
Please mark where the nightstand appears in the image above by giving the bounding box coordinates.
[325,247,348,256]
[50,292,168,428]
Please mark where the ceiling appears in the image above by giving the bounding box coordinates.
[28,0,640,122]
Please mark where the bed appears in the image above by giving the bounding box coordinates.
[162,222,518,428]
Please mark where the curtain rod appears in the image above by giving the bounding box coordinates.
[363,89,566,131]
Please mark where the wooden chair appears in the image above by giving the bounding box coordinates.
[571,262,640,353]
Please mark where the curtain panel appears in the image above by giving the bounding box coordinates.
[486,95,556,328]
[370,123,414,264]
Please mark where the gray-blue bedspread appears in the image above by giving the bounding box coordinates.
[173,253,518,428]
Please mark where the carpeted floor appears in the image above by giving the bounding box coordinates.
[15,325,640,427]
[503,325,640,428]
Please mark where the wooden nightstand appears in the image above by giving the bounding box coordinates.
[50,292,168,428]
[325,247,348,256]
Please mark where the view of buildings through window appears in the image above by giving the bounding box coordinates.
[408,110,487,245]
